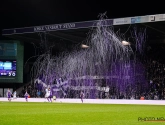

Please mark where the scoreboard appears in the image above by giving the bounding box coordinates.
[0,60,16,77]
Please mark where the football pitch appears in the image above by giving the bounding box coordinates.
[0,102,165,125]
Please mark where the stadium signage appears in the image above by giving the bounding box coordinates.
[2,13,165,35]
[113,18,130,25]
[138,117,165,121]
[157,14,165,21]
[131,17,141,23]
[113,18,125,25]
[2,19,113,35]
[148,14,165,22]
[34,23,76,32]
[149,15,156,22]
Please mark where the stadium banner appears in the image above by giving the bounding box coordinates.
[130,16,148,24]
[139,16,149,23]
[2,13,165,35]
[2,19,113,35]
[156,14,165,21]
[131,16,141,23]
[113,16,148,25]
[113,18,131,25]
[148,14,165,22]
[148,15,156,22]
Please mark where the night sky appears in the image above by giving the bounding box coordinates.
[0,0,165,30]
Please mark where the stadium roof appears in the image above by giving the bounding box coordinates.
[2,13,165,44]
[2,13,165,61]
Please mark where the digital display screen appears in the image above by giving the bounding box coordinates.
[0,60,16,76]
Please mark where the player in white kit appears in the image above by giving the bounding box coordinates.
[46,88,52,102]
[13,91,17,99]
[45,87,48,98]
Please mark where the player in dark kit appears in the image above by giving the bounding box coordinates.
[80,91,84,103]
[24,91,29,102]
[7,88,12,101]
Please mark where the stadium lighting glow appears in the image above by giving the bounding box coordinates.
[81,44,89,48]
[122,41,130,45]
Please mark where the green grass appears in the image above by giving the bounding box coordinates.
[0,102,165,125]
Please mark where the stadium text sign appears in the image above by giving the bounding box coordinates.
[138,117,165,121]
[34,23,76,32]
